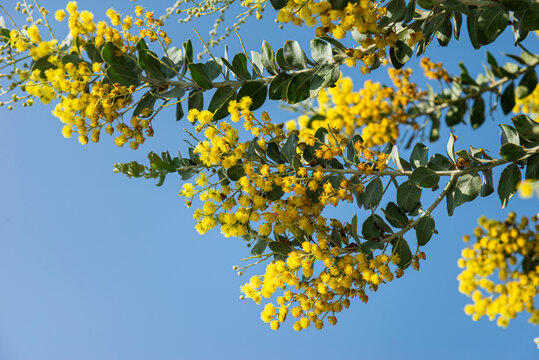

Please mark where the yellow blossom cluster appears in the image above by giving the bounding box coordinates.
[519,180,539,199]
[514,86,539,117]
[420,57,451,82]
[458,213,539,328]
[179,96,391,239]
[171,95,433,330]
[293,69,424,148]
[1,2,173,147]
[241,241,427,330]
[246,0,407,71]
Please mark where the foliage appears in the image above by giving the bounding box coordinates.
[0,0,538,333]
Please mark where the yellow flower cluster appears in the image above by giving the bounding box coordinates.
[179,95,392,240]
[2,2,173,147]
[294,69,423,148]
[420,57,451,82]
[252,0,402,71]
[519,180,539,199]
[171,95,434,330]
[514,86,539,117]
[241,241,427,330]
[458,213,539,327]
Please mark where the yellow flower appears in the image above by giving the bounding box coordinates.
[27,25,41,43]
[518,180,536,199]
[55,9,66,21]
[66,1,78,15]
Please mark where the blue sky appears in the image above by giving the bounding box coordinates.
[0,0,538,359]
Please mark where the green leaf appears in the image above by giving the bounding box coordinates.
[360,240,384,254]
[477,8,509,45]
[466,9,481,49]
[276,48,292,71]
[155,85,186,100]
[268,241,292,255]
[251,239,267,255]
[269,0,288,10]
[284,40,308,69]
[410,143,428,168]
[316,36,346,52]
[176,102,184,121]
[267,142,283,164]
[397,181,422,213]
[501,82,516,115]
[208,86,236,112]
[237,82,267,110]
[501,0,532,11]
[310,39,333,64]
[382,202,409,228]
[162,46,184,77]
[454,173,481,207]
[410,166,440,188]
[459,62,477,85]
[428,154,452,171]
[250,51,264,77]
[516,70,538,99]
[447,133,457,163]
[133,91,157,118]
[105,64,140,87]
[137,38,166,80]
[404,0,416,22]
[389,46,405,70]
[522,3,539,31]
[480,170,494,197]
[455,149,472,161]
[423,11,447,38]
[183,40,193,64]
[498,163,521,208]
[470,96,486,129]
[390,145,406,173]
[499,143,527,162]
[204,60,222,81]
[383,0,406,25]
[500,124,520,146]
[363,177,383,210]
[525,153,539,180]
[227,164,245,181]
[446,100,467,126]
[269,73,292,100]
[310,63,340,96]
[31,56,56,75]
[188,90,204,111]
[232,53,251,80]
[101,42,123,66]
[350,214,360,242]
[443,0,469,13]
[287,73,312,104]
[362,214,392,240]
[188,63,212,90]
[390,30,415,69]
[282,133,299,163]
[436,15,452,46]
[512,114,539,144]
[329,0,349,10]
[330,225,342,247]
[152,160,177,172]
[261,41,279,75]
[446,186,455,216]
[266,184,285,201]
[416,215,435,246]
[85,41,103,62]
[392,237,413,269]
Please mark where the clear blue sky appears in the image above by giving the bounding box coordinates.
[1,0,538,359]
